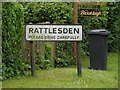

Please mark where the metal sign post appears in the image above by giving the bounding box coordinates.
[30,41,35,76]
[76,41,82,77]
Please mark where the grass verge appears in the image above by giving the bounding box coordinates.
[2,53,118,88]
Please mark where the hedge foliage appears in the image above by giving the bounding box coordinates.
[2,2,28,80]
[23,2,73,24]
[107,2,120,52]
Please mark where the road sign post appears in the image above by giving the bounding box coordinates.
[30,41,35,76]
[76,42,82,77]
[26,24,82,76]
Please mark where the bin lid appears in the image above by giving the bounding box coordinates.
[87,29,110,35]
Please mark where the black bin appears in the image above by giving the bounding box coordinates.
[87,29,110,70]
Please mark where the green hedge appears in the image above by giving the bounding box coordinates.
[2,2,27,80]
[107,2,120,52]
[23,2,73,24]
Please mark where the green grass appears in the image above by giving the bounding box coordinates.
[2,53,118,88]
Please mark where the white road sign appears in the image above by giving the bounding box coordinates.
[26,24,82,41]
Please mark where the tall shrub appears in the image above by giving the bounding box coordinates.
[107,2,120,52]
[2,2,26,80]
[23,2,74,24]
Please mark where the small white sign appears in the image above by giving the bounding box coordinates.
[26,24,82,41]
